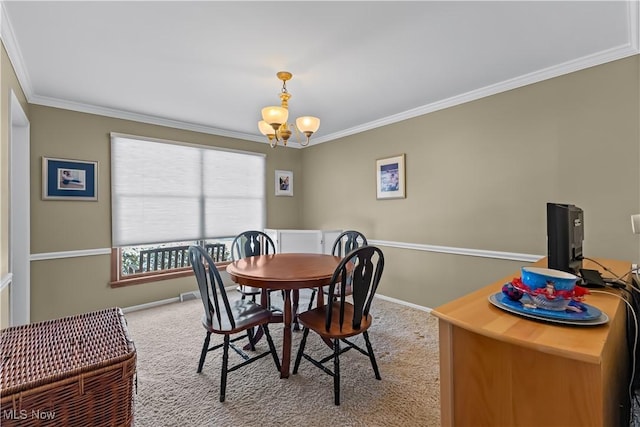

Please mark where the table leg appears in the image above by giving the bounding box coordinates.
[281,289,292,378]
[316,286,324,308]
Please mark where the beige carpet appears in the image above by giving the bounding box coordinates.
[124,291,441,426]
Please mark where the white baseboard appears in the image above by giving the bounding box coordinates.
[121,287,430,314]
[122,286,235,313]
[121,297,181,313]
[374,293,432,313]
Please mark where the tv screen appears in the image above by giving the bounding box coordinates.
[547,203,584,274]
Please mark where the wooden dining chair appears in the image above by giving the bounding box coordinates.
[188,245,281,402]
[293,245,384,405]
[307,230,368,310]
[231,230,277,303]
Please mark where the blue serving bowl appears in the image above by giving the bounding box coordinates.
[520,267,579,292]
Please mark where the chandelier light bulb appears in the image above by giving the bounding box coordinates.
[258,120,275,136]
[296,116,320,134]
[261,106,288,129]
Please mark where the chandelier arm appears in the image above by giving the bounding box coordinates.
[289,123,308,147]
[300,133,310,146]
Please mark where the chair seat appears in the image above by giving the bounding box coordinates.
[298,301,372,340]
[202,300,273,334]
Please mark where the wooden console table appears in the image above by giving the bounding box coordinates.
[431,258,631,427]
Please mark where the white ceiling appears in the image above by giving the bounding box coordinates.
[1,1,638,147]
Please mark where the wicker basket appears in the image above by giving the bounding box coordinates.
[1,308,136,426]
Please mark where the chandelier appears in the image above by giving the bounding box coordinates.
[258,71,320,148]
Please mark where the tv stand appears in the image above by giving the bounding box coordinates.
[431,257,631,426]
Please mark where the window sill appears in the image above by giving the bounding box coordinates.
[110,262,231,288]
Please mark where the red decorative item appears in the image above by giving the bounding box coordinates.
[508,276,590,310]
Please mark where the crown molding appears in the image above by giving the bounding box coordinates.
[30,93,266,143]
[631,0,640,51]
[313,44,640,145]
[27,42,640,149]
[2,0,639,148]
[0,1,33,97]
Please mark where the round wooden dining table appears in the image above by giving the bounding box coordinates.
[226,253,341,378]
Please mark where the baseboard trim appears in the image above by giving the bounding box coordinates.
[122,287,233,313]
[120,287,430,316]
[121,296,181,314]
[374,293,432,313]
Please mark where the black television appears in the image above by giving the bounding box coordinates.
[547,202,584,274]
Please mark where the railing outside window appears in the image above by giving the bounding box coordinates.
[111,238,233,287]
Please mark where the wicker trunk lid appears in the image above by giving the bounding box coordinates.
[1,308,136,426]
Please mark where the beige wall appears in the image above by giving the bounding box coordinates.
[1,42,29,328]
[301,55,640,308]
[28,105,303,322]
[6,49,640,322]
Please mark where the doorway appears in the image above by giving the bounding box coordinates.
[10,90,30,325]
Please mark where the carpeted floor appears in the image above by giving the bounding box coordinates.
[124,290,441,426]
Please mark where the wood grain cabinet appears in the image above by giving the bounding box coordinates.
[431,258,632,427]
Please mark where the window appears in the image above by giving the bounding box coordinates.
[110,133,265,286]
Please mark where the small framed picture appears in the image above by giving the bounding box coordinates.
[275,170,293,196]
[42,157,98,201]
[376,154,406,200]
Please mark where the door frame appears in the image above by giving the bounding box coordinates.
[9,90,30,325]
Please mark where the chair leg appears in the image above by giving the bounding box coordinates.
[334,338,341,406]
[293,327,310,374]
[293,290,300,331]
[307,289,316,311]
[262,324,282,371]
[246,327,256,351]
[197,332,211,373]
[220,334,230,402]
[363,331,381,380]
[242,325,264,351]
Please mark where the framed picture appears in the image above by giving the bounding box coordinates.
[376,154,405,199]
[42,157,98,201]
[275,170,293,196]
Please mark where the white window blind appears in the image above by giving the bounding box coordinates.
[111,134,265,247]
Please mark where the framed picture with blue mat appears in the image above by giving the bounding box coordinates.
[42,157,98,201]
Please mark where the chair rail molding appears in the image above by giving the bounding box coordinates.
[1,273,12,291]
[29,243,543,264]
[368,239,543,263]
[30,248,112,261]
